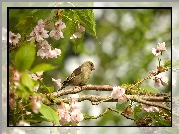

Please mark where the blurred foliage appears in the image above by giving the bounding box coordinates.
[9,8,171,126]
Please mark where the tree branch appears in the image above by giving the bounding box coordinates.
[45,85,171,111]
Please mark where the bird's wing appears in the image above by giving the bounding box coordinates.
[66,66,82,81]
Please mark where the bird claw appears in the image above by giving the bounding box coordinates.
[75,86,81,89]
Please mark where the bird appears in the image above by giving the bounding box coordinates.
[59,61,95,90]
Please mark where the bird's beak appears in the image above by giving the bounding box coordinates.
[92,67,95,71]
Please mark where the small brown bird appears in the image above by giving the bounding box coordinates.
[59,61,95,90]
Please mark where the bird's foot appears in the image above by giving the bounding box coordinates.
[74,86,81,89]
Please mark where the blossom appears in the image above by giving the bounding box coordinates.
[70,109,84,124]
[152,42,167,56]
[37,19,45,28]
[152,48,161,56]
[18,120,30,126]
[49,30,64,40]
[154,77,160,88]
[111,86,125,99]
[34,84,39,92]
[36,71,43,77]
[52,78,62,88]
[37,48,49,59]
[12,70,21,82]
[40,40,51,50]
[26,111,31,115]
[71,94,79,102]
[78,24,85,33]
[29,19,49,43]
[157,42,167,51]
[70,32,82,39]
[57,108,71,125]
[149,70,157,76]
[71,102,80,110]
[34,26,49,42]
[12,70,21,87]
[142,105,159,112]
[28,72,43,81]
[9,31,21,45]
[160,76,169,86]
[47,48,61,58]
[153,76,169,88]
[118,96,128,104]
[55,19,66,30]
[70,23,85,40]
[30,101,41,114]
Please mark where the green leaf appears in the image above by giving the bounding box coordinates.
[135,111,149,120]
[72,32,85,50]
[116,101,130,115]
[15,84,30,99]
[83,113,94,120]
[164,60,171,69]
[154,119,171,126]
[39,104,60,125]
[30,63,57,73]
[46,86,54,93]
[13,16,34,32]
[133,105,142,120]
[140,86,159,93]
[73,9,96,36]
[11,9,52,33]
[21,72,34,92]
[14,42,35,72]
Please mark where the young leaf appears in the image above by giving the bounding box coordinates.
[164,60,171,69]
[30,63,57,73]
[21,72,34,92]
[73,9,96,36]
[39,104,60,126]
[14,42,35,72]
[116,101,130,115]
[140,86,159,93]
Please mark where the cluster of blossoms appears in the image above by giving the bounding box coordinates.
[56,94,84,125]
[29,19,63,59]
[111,86,127,103]
[152,42,167,56]
[70,23,85,39]
[149,70,169,88]
[7,18,85,60]
[29,19,49,42]
[26,70,44,81]
[150,42,169,88]
[49,19,66,40]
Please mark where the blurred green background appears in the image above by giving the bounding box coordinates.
[8,8,171,126]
